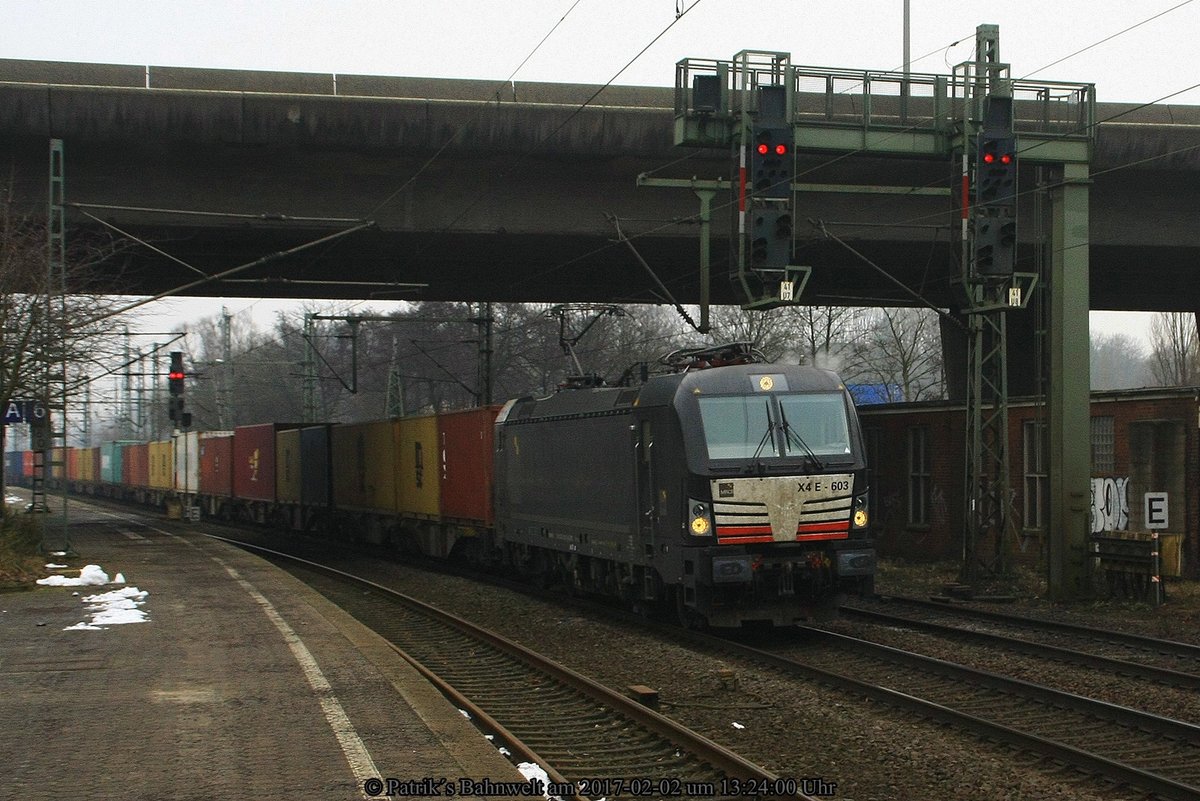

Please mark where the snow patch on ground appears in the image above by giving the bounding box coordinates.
[36,564,110,586]
[35,564,149,630]
[64,586,150,631]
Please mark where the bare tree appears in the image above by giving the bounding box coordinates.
[0,181,129,506]
[1091,332,1153,390]
[1147,312,1199,387]
[787,305,869,371]
[843,307,945,402]
[704,305,803,362]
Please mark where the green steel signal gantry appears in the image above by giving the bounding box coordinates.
[647,25,1095,599]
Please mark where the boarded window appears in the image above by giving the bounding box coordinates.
[907,426,929,525]
[1023,420,1047,530]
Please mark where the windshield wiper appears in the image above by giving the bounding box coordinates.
[749,399,774,472]
[779,405,824,470]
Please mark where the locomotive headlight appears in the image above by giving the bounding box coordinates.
[852,494,869,529]
[688,500,713,537]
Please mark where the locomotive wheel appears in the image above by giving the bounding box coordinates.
[673,586,708,631]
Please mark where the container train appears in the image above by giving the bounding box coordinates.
[12,348,875,627]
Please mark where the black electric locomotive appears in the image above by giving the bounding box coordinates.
[493,346,874,627]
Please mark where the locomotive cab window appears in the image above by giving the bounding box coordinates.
[698,396,773,459]
[697,392,852,462]
[777,394,852,456]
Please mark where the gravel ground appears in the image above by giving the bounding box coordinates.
[334,553,1173,801]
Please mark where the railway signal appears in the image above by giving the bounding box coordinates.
[749,208,792,270]
[977,135,1016,207]
[168,351,187,424]
[972,96,1017,278]
[750,125,793,199]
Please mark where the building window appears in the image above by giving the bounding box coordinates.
[1091,416,1115,474]
[1023,420,1048,530]
[907,426,929,525]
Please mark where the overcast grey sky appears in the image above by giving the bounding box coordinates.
[4,1,1196,103]
[5,0,1194,341]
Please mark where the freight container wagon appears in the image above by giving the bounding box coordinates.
[4,450,23,488]
[397,414,440,520]
[331,419,400,542]
[438,406,501,526]
[275,424,335,533]
[100,441,140,487]
[67,447,80,482]
[124,443,150,491]
[198,434,234,499]
[148,440,173,491]
[233,423,299,523]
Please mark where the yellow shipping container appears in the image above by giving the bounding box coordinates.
[80,447,98,483]
[397,414,440,518]
[331,419,399,513]
[276,428,302,505]
[148,439,174,490]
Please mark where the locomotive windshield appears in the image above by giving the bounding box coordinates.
[698,392,852,461]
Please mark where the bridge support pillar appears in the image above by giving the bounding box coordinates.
[1047,162,1092,600]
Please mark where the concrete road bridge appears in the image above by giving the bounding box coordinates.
[1,57,1198,314]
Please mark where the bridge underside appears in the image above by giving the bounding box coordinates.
[67,222,1198,313]
[0,77,1196,312]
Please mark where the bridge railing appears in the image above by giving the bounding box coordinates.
[674,57,1096,151]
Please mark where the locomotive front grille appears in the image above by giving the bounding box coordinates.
[710,474,853,544]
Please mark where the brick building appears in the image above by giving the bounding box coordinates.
[858,387,1198,579]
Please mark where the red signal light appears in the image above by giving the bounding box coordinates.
[774,143,788,156]
[756,143,770,155]
[1000,153,1013,165]
[982,151,996,164]
[168,371,185,380]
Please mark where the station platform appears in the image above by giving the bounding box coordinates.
[0,500,529,801]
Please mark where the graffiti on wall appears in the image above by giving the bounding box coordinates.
[1090,476,1129,533]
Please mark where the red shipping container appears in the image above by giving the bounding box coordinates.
[22,450,33,479]
[234,424,300,502]
[438,406,502,525]
[200,434,234,497]
[67,447,80,481]
[125,443,149,488]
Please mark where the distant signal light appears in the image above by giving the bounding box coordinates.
[755,142,788,156]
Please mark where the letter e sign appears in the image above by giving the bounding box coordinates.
[1144,492,1169,530]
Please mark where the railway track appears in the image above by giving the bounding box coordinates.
[208,524,1200,799]
[855,595,1200,682]
[838,597,1200,691]
[692,627,1200,801]
[70,497,1200,799]
[210,535,810,801]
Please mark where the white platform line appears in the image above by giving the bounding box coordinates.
[100,517,380,796]
[213,558,381,798]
